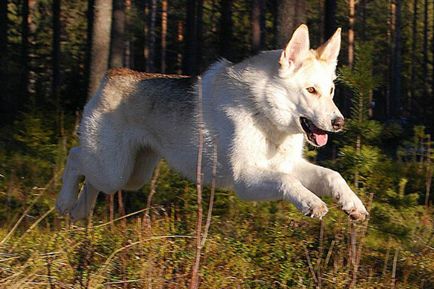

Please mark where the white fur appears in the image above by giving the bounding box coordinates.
[57,25,368,221]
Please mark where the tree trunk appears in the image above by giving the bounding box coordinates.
[143,0,149,70]
[409,0,418,111]
[385,0,395,118]
[251,0,265,53]
[359,0,367,41]
[123,0,131,68]
[177,20,184,74]
[422,0,428,104]
[21,0,30,105]
[161,0,168,73]
[52,0,61,108]
[219,0,233,59]
[132,0,145,71]
[391,249,399,289]
[182,0,203,75]
[0,0,8,116]
[110,0,125,68]
[52,0,62,147]
[189,77,204,289]
[276,0,306,48]
[271,0,278,47]
[210,0,217,33]
[0,1,6,69]
[196,0,203,73]
[146,0,157,72]
[183,0,197,75]
[324,0,337,40]
[391,0,402,118]
[117,191,126,228]
[88,0,113,98]
[84,0,94,103]
[348,0,355,68]
[109,194,114,230]
[432,0,434,126]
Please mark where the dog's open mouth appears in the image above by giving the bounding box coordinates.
[300,117,328,147]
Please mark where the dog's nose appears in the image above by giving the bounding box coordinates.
[332,117,345,131]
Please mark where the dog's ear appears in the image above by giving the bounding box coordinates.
[279,24,310,75]
[317,28,341,63]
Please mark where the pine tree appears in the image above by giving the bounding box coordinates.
[338,43,381,188]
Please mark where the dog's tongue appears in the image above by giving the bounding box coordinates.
[312,127,328,146]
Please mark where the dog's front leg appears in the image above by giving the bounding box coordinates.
[294,160,368,221]
[234,173,329,219]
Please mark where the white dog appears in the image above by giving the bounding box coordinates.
[56,25,368,221]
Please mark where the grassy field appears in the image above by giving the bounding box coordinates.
[0,162,433,289]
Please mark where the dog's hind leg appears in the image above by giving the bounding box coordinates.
[123,147,161,191]
[70,182,99,221]
[69,148,160,221]
[56,147,82,215]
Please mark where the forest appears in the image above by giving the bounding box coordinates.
[0,0,433,288]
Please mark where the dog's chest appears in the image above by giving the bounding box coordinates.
[265,134,304,173]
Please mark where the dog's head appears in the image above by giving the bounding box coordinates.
[264,25,344,147]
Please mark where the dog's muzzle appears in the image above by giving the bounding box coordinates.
[331,117,344,131]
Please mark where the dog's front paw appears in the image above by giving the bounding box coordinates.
[346,208,369,221]
[302,199,329,219]
[339,195,368,222]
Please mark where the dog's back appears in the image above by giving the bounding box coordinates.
[85,68,194,117]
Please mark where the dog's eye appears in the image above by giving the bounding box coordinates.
[306,87,317,94]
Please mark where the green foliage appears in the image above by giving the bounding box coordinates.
[335,42,384,188]
[339,43,381,123]
[0,111,57,192]
[337,144,381,180]
[342,119,383,143]
[13,112,57,160]
[329,41,433,289]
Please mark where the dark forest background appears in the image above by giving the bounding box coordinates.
[0,0,433,288]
